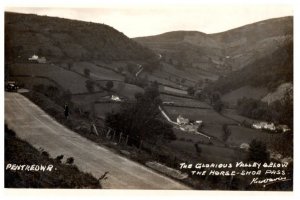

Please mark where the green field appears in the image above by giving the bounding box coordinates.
[221,85,269,106]
[226,125,284,148]
[94,102,121,118]
[10,76,58,90]
[164,106,235,139]
[168,140,246,163]
[66,62,124,81]
[160,94,211,108]
[71,92,110,106]
[10,63,90,94]
[96,80,144,100]
[222,109,259,124]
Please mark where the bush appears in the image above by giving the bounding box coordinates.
[84,68,90,77]
[55,155,64,163]
[248,139,269,162]
[66,157,74,164]
[194,143,202,154]
[85,80,95,93]
[213,100,223,113]
[187,87,195,96]
[105,80,114,91]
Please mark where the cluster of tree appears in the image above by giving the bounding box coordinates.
[237,89,293,128]
[85,80,114,93]
[124,75,149,88]
[206,91,224,113]
[105,82,176,147]
[33,84,72,104]
[222,124,231,142]
[248,139,270,162]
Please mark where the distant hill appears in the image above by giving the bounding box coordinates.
[134,17,293,75]
[5,12,156,63]
[205,37,292,95]
[135,16,293,103]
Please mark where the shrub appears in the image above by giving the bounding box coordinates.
[84,68,90,77]
[66,157,74,164]
[105,80,114,91]
[55,155,64,163]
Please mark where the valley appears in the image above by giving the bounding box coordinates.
[5,11,293,190]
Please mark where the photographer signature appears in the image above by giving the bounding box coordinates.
[250,177,291,187]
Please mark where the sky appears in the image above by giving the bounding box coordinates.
[5,4,293,38]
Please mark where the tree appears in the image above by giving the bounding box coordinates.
[211,92,221,104]
[187,86,195,96]
[213,100,223,113]
[68,63,73,70]
[181,78,186,84]
[105,83,175,146]
[85,80,94,93]
[84,68,90,77]
[248,139,269,162]
[106,80,114,91]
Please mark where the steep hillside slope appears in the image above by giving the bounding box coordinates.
[5,12,156,63]
[206,38,293,95]
[134,17,292,74]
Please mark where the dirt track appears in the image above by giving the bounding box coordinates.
[5,92,190,189]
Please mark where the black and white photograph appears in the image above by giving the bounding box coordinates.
[3,0,295,194]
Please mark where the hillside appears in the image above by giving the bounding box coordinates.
[5,12,156,63]
[206,38,293,100]
[134,17,293,75]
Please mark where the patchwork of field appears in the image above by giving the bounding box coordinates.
[164,106,235,139]
[163,86,188,95]
[10,76,59,89]
[160,94,211,108]
[96,80,144,100]
[160,63,199,83]
[143,74,184,89]
[64,62,124,81]
[10,63,89,93]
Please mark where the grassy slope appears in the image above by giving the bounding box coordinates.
[221,85,269,106]
[160,94,211,108]
[68,62,124,81]
[5,12,155,62]
[5,125,101,188]
[226,125,284,147]
[10,63,90,93]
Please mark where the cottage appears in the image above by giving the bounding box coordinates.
[177,115,189,125]
[28,54,39,61]
[252,122,276,131]
[28,54,47,63]
[111,95,121,102]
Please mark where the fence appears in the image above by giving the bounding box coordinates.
[91,123,189,169]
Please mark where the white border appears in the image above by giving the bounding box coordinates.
[1,0,299,200]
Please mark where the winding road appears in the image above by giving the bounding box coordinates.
[5,92,190,189]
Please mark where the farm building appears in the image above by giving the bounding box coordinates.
[252,122,276,131]
[28,54,47,63]
[111,95,122,102]
[177,115,189,125]
[277,125,291,133]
